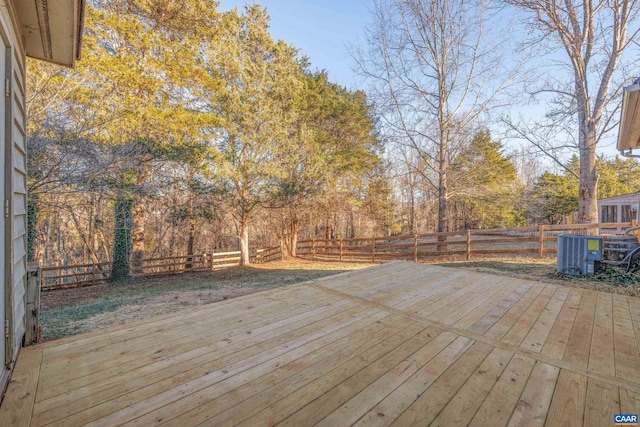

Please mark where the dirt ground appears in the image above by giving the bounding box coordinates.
[39,257,639,341]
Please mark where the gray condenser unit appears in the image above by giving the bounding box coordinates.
[556,234,603,276]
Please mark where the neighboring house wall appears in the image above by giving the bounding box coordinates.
[0,0,27,389]
[598,193,640,223]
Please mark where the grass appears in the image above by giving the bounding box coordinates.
[40,299,137,338]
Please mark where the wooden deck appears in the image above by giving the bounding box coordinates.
[1,261,639,426]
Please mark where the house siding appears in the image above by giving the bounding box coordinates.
[1,0,28,374]
[598,193,640,223]
[10,28,26,359]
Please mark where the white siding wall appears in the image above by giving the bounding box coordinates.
[1,0,27,362]
[598,194,640,223]
[11,43,26,356]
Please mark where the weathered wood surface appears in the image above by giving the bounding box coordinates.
[1,261,638,426]
[39,246,282,290]
[297,222,634,263]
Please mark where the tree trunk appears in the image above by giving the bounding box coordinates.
[279,220,290,260]
[289,216,299,257]
[437,127,449,251]
[130,200,145,274]
[577,124,599,225]
[409,191,415,235]
[110,191,132,282]
[131,161,150,274]
[186,218,195,268]
[238,214,250,266]
[325,216,330,242]
[186,194,195,269]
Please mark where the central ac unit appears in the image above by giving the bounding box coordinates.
[557,234,603,276]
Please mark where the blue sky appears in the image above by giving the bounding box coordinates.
[218,0,368,89]
[217,0,625,160]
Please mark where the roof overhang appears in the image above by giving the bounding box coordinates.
[617,82,640,154]
[12,0,84,68]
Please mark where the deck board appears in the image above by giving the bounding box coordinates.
[1,261,639,426]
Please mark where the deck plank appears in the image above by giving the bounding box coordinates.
[156,318,406,426]
[470,354,536,427]
[0,348,42,427]
[45,305,386,426]
[239,324,433,426]
[389,342,494,427]
[467,282,534,335]
[37,296,345,394]
[2,262,640,426]
[520,286,569,353]
[32,304,384,425]
[453,280,526,330]
[584,379,619,427]
[429,347,514,426]
[612,294,640,384]
[483,284,546,341]
[36,299,354,403]
[545,370,587,427]
[563,291,597,369]
[315,333,466,427]
[129,314,414,426]
[507,361,559,427]
[620,388,640,415]
[433,277,514,325]
[351,335,475,427]
[500,285,558,346]
[273,326,443,427]
[541,288,582,359]
[588,292,615,377]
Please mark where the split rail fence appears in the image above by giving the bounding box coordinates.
[39,246,282,290]
[37,222,637,290]
[296,222,636,263]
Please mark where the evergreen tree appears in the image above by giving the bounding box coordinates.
[449,131,524,229]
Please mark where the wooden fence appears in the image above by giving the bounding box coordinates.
[40,246,282,290]
[296,222,636,263]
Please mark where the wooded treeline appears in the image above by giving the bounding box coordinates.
[27,0,640,276]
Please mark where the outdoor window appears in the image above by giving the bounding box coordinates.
[601,205,617,223]
[622,205,632,222]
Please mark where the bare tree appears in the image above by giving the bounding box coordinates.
[354,0,516,246]
[505,0,639,223]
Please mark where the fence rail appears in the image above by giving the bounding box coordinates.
[37,222,638,290]
[39,246,282,290]
[296,222,636,263]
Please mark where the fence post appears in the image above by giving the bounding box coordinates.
[372,238,376,262]
[25,266,41,345]
[339,239,344,262]
[538,224,546,258]
[466,229,471,261]
[312,239,316,260]
[414,234,418,263]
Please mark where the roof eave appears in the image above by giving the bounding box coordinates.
[617,82,640,152]
[13,0,85,68]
